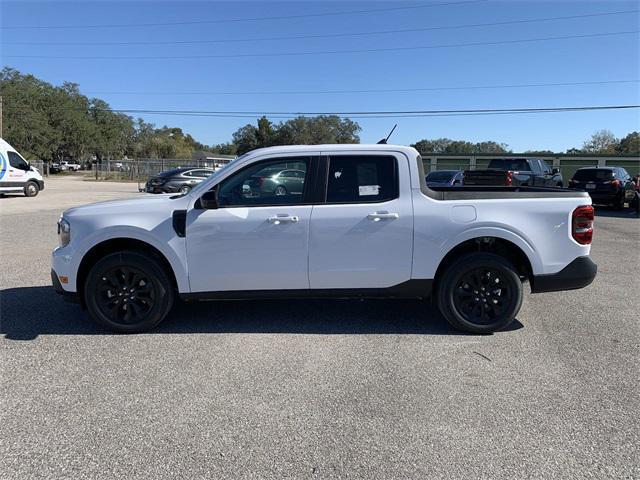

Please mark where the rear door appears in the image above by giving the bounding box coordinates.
[308,152,413,289]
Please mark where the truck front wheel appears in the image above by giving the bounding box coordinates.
[24,181,39,197]
[84,251,175,333]
[437,253,523,334]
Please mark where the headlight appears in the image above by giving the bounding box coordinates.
[57,217,71,247]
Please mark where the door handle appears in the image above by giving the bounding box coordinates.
[367,211,399,221]
[268,214,299,224]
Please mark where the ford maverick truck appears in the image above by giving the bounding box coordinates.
[52,144,597,334]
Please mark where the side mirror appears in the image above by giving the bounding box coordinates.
[552,168,560,175]
[199,188,219,209]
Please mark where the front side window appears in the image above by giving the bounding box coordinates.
[326,155,398,203]
[217,158,309,207]
[8,151,28,170]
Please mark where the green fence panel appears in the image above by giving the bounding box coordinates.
[605,159,640,175]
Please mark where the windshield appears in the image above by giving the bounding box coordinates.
[426,171,457,183]
[572,169,614,181]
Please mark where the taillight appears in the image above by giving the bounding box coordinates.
[572,205,594,245]
[611,179,620,188]
[505,171,513,186]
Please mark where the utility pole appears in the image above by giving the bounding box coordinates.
[0,95,3,138]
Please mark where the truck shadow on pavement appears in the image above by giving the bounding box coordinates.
[1,286,522,340]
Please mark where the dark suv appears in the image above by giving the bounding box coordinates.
[568,167,636,209]
[145,167,215,194]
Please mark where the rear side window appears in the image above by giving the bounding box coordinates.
[488,159,530,171]
[572,169,614,181]
[326,155,398,203]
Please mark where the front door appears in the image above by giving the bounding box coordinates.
[309,153,414,289]
[3,151,28,191]
[186,156,314,293]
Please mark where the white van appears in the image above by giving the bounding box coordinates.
[0,138,44,197]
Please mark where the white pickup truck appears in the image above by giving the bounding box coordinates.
[52,144,597,333]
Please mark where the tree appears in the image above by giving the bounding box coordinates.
[582,129,619,154]
[232,115,361,155]
[524,150,556,155]
[411,138,510,154]
[616,131,640,154]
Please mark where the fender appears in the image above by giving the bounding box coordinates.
[73,225,190,293]
[439,224,543,275]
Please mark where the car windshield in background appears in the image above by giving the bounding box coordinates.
[488,159,530,171]
[426,171,456,183]
[572,169,614,181]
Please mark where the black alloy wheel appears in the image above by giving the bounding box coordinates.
[85,251,174,333]
[437,252,523,334]
[453,267,512,325]
[96,266,156,325]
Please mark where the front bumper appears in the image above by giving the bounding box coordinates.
[530,256,597,293]
[51,269,80,303]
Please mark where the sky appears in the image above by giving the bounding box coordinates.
[1,0,639,152]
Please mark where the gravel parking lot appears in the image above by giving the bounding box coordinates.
[1,176,638,479]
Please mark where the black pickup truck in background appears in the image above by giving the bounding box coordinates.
[463,158,564,187]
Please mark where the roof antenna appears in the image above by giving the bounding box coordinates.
[377,124,397,144]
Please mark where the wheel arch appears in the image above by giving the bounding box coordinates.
[76,238,178,307]
[433,236,535,293]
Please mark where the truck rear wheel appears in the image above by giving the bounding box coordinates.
[437,253,523,334]
[24,181,39,197]
[84,251,175,333]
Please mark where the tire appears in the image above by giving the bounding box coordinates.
[179,185,191,195]
[84,251,175,333]
[557,182,563,188]
[24,181,39,197]
[436,253,523,334]
[614,193,625,210]
[274,185,287,196]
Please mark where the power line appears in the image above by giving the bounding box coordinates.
[85,79,640,96]
[7,30,637,59]
[0,0,484,30]
[5,9,636,46]
[98,105,640,119]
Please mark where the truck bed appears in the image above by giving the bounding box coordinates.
[425,185,589,201]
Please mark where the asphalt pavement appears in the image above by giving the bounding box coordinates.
[1,176,638,479]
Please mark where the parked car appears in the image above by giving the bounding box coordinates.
[60,160,81,171]
[568,167,636,210]
[52,144,597,335]
[49,163,62,174]
[463,158,563,187]
[145,167,215,194]
[425,170,463,187]
[243,168,307,198]
[0,138,44,197]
